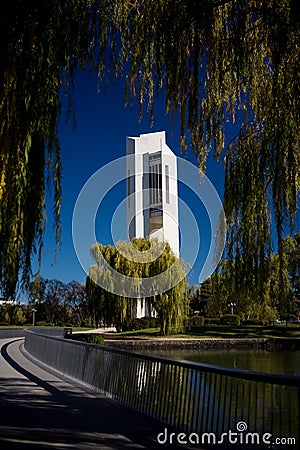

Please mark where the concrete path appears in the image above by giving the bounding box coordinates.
[0,338,184,450]
[74,327,116,334]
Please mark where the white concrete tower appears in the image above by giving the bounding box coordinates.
[126,131,179,257]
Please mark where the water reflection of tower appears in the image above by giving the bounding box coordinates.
[126,131,179,257]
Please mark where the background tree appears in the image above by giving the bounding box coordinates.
[186,285,206,317]
[0,302,26,326]
[1,1,299,299]
[284,233,300,305]
[27,277,89,326]
[268,234,300,321]
[37,279,69,325]
[65,281,89,326]
[197,234,300,323]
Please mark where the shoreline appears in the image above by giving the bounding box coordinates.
[99,335,300,351]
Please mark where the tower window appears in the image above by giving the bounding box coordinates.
[165,165,170,204]
[127,170,130,206]
[150,207,163,233]
[149,154,162,206]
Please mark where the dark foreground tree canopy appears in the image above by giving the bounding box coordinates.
[0,1,299,297]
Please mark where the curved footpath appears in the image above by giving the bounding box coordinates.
[0,337,189,450]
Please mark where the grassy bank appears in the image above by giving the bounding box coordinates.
[3,324,300,340]
[111,324,300,340]
[0,325,93,332]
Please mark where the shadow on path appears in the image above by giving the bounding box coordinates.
[0,339,179,450]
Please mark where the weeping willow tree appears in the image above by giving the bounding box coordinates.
[1,1,299,298]
[86,238,187,334]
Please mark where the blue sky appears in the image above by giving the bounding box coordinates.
[32,69,226,292]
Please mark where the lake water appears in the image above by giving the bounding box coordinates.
[147,348,300,376]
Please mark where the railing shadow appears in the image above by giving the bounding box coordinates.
[0,338,174,450]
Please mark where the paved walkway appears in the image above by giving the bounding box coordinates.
[0,338,185,450]
[74,327,116,334]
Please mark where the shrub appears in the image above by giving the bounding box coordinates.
[242,319,264,326]
[147,316,160,328]
[85,334,104,345]
[204,318,221,325]
[122,317,159,332]
[188,316,204,327]
[192,316,205,327]
[122,318,140,331]
[36,321,48,327]
[185,316,205,332]
[220,314,240,326]
[72,334,104,345]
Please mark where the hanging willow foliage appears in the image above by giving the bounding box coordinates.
[113,0,299,296]
[1,1,299,297]
[0,1,108,297]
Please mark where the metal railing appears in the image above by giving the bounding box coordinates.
[0,328,26,339]
[0,327,65,339]
[24,329,299,449]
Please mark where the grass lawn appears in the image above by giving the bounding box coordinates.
[3,324,300,340]
[0,325,94,332]
[114,324,300,339]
